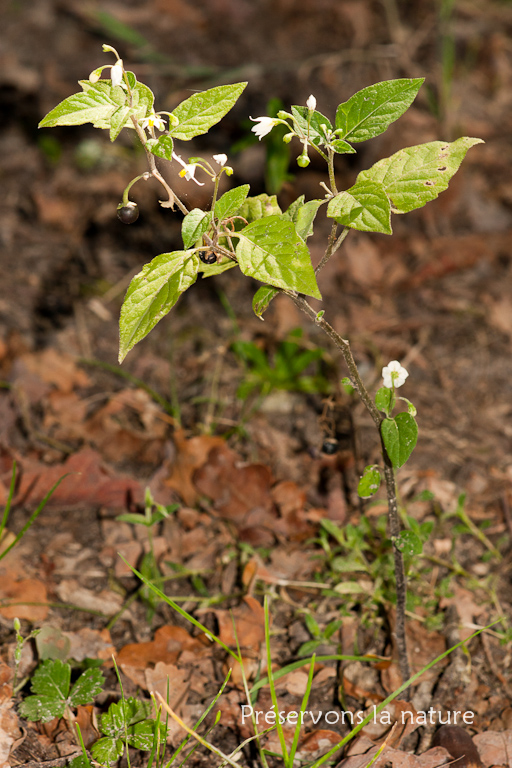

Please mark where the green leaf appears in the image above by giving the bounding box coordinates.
[381,412,418,468]
[330,139,356,154]
[109,105,132,141]
[327,180,391,234]
[357,137,484,214]
[291,106,332,147]
[39,83,119,129]
[19,695,66,722]
[239,193,282,224]
[395,530,423,556]
[39,79,154,133]
[252,285,279,318]
[147,134,174,161]
[29,659,70,700]
[357,466,381,499]
[214,184,250,222]
[91,736,124,765]
[100,698,152,737]
[335,78,424,143]
[168,82,247,140]
[181,208,210,249]
[68,757,92,768]
[127,719,165,750]
[236,216,321,299]
[375,386,394,416]
[285,199,324,240]
[119,251,198,362]
[69,668,104,707]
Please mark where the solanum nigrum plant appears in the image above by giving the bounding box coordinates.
[39,43,483,689]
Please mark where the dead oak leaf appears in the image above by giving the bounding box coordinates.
[208,596,266,650]
[164,430,224,506]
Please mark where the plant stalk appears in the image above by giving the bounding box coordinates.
[290,293,411,693]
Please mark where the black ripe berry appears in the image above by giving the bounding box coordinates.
[321,438,339,455]
[198,250,217,265]
[117,202,139,224]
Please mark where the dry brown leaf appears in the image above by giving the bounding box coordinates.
[209,596,265,650]
[193,443,274,528]
[296,729,344,761]
[164,430,224,506]
[64,628,115,662]
[0,659,21,768]
[118,625,207,688]
[0,570,48,621]
[17,349,90,394]
[474,729,512,767]
[55,580,122,615]
[14,449,143,509]
[145,662,189,708]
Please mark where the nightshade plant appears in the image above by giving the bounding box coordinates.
[39,44,483,689]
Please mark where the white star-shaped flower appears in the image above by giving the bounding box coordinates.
[172,152,204,186]
[382,361,409,389]
[250,116,278,140]
[213,153,228,166]
[140,112,166,132]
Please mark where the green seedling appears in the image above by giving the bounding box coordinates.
[18,659,104,723]
[232,328,330,400]
[117,488,178,620]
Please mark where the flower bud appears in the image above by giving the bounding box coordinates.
[283,132,295,144]
[306,94,317,111]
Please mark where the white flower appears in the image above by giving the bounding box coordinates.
[140,112,166,132]
[250,116,278,140]
[213,153,228,166]
[382,360,409,389]
[171,152,204,186]
[89,59,125,87]
[110,60,124,87]
[306,94,317,111]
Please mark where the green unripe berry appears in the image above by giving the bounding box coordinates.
[297,153,310,168]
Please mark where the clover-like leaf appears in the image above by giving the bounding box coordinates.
[19,660,103,723]
[69,667,104,707]
[357,137,484,214]
[91,736,124,766]
[335,78,424,143]
[381,412,418,468]
[327,180,391,234]
[214,184,250,222]
[236,216,321,299]
[119,251,198,362]
[357,466,382,499]
[168,82,247,140]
